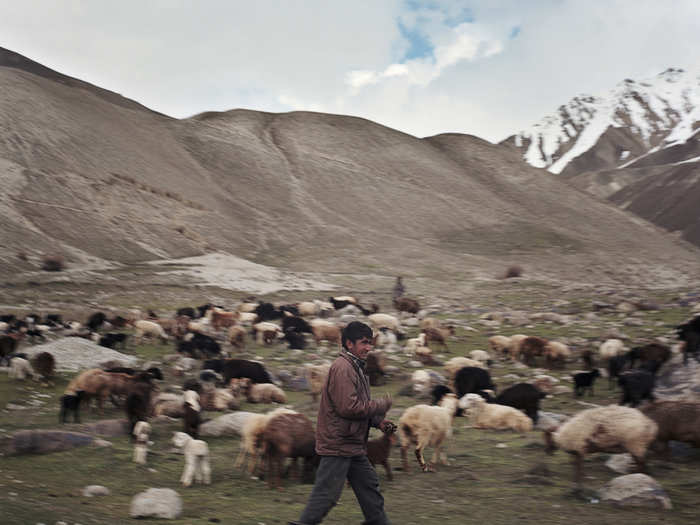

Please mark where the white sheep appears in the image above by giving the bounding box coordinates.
[543,340,571,366]
[469,349,492,364]
[152,392,185,417]
[253,321,282,345]
[444,357,486,386]
[411,369,432,397]
[234,407,297,475]
[367,313,401,333]
[508,334,528,360]
[171,432,211,486]
[404,333,426,354]
[132,421,151,464]
[237,302,259,313]
[599,338,626,361]
[373,329,397,349]
[488,332,510,352]
[297,301,319,317]
[305,362,331,401]
[545,405,658,485]
[247,383,287,404]
[133,320,168,344]
[458,393,533,432]
[9,357,35,380]
[398,393,459,472]
[199,384,238,411]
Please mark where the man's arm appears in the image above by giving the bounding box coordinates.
[327,366,388,420]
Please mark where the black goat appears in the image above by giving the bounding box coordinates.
[677,316,700,365]
[495,383,546,424]
[618,369,655,407]
[573,369,600,397]
[60,390,87,423]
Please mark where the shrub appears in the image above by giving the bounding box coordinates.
[502,265,523,279]
[41,255,65,272]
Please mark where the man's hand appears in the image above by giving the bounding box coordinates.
[379,420,396,433]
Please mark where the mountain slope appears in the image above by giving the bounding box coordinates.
[1,48,699,285]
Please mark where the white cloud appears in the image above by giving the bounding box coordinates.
[0,1,699,142]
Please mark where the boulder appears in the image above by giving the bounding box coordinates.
[130,488,182,519]
[599,473,672,509]
[2,430,93,455]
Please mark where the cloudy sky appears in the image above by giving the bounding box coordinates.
[1,1,699,142]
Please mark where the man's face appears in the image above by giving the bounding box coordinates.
[346,336,373,360]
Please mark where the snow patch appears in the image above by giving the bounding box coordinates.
[149,252,336,294]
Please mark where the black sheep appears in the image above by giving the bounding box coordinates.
[677,316,700,365]
[618,369,655,407]
[283,329,307,350]
[221,358,273,384]
[573,369,600,397]
[495,383,546,423]
[86,311,107,332]
[607,354,629,389]
[431,384,453,405]
[99,332,128,350]
[176,307,196,319]
[282,315,313,334]
[454,366,495,398]
[255,302,283,321]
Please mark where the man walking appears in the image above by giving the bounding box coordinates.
[291,321,393,525]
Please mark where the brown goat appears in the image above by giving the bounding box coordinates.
[262,412,316,489]
[367,422,397,481]
[640,400,700,458]
[65,369,151,413]
[31,351,55,384]
[520,336,548,366]
[422,326,454,349]
[211,310,239,331]
[394,297,420,314]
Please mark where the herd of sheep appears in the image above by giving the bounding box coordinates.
[2,294,700,498]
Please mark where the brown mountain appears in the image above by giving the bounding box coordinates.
[1,47,698,287]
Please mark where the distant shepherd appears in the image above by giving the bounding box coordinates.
[392,276,405,300]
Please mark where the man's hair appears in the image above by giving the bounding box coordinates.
[342,321,373,350]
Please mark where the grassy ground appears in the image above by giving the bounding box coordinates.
[1,282,699,524]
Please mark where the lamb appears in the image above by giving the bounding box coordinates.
[234,407,298,476]
[125,375,156,435]
[172,432,211,486]
[398,393,459,472]
[262,412,317,488]
[133,421,151,464]
[544,405,658,485]
[573,369,601,397]
[133,319,169,344]
[488,335,512,359]
[8,356,34,380]
[599,338,626,361]
[183,390,202,438]
[459,393,533,432]
[305,362,331,402]
[59,390,87,423]
[639,401,700,458]
[367,421,398,481]
[309,319,341,345]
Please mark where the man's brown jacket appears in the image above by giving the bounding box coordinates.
[315,351,388,456]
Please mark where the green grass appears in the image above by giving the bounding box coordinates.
[1,284,699,524]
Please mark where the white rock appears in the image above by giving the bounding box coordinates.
[130,488,183,519]
[599,473,672,510]
[82,485,110,497]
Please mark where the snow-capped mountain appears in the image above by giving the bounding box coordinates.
[503,68,700,176]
